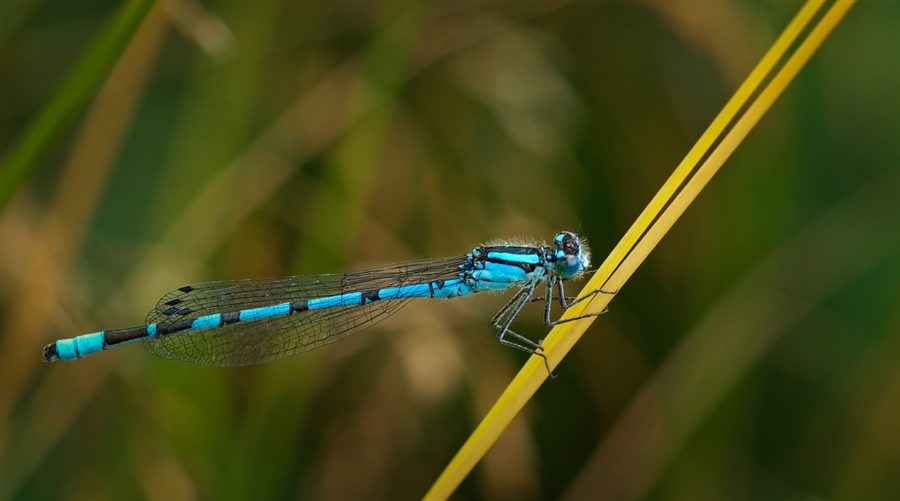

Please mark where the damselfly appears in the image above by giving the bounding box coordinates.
[43,232,612,371]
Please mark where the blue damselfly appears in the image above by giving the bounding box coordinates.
[43,232,611,372]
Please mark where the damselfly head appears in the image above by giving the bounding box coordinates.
[553,231,591,278]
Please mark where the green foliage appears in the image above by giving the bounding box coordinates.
[1,2,898,500]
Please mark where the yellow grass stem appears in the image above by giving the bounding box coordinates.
[424,1,856,498]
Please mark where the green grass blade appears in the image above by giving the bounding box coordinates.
[0,0,157,211]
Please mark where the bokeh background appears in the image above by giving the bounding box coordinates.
[2,1,898,500]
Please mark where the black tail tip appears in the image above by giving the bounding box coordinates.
[42,343,58,362]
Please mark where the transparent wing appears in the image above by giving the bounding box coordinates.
[142,256,467,366]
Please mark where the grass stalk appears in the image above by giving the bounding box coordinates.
[424,1,856,498]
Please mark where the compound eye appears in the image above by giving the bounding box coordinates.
[553,232,586,278]
[554,231,580,256]
[554,233,565,248]
[555,250,582,278]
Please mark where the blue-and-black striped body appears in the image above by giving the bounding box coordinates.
[43,232,591,366]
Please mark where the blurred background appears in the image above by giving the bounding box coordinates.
[2,1,898,500]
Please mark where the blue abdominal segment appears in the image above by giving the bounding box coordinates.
[239,303,292,321]
[191,314,222,330]
[52,332,104,360]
